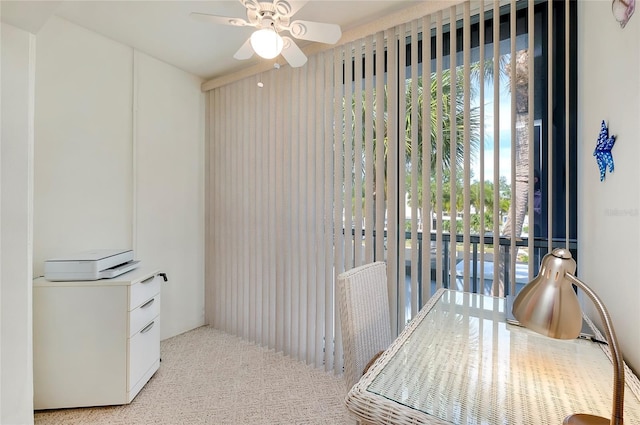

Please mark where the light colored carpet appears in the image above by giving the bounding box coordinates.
[34,326,354,425]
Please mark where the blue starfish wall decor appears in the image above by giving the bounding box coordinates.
[593,120,616,182]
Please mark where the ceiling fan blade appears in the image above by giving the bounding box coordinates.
[239,0,260,12]
[285,1,309,16]
[233,38,255,60]
[288,20,341,44]
[190,12,253,28]
[281,37,307,68]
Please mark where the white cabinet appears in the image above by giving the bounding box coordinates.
[33,268,162,409]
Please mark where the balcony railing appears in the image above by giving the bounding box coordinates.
[347,228,578,300]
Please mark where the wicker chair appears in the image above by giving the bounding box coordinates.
[337,261,393,391]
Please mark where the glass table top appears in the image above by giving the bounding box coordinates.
[365,290,640,424]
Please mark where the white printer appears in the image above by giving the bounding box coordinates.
[44,249,140,281]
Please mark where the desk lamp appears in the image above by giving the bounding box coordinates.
[511,248,624,425]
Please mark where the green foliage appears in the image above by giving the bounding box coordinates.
[344,56,512,234]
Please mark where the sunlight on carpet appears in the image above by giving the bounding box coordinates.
[34,326,354,425]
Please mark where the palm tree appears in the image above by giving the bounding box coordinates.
[469,179,510,234]
[471,49,531,298]
[501,50,531,239]
[346,66,481,222]
[406,68,482,223]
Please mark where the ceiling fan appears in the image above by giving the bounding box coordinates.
[191,0,342,68]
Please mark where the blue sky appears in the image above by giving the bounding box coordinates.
[471,75,513,184]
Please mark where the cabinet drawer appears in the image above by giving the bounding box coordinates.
[129,316,160,391]
[129,294,160,337]
[129,274,161,310]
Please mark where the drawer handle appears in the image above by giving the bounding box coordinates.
[141,298,155,309]
[141,321,155,334]
[141,276,155,284]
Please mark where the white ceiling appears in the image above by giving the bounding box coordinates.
[1,0,421,81]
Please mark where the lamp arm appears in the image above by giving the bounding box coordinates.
[565,272,624,425]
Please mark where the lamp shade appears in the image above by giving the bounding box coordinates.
[512,248,583,339]
[250,28,283,59]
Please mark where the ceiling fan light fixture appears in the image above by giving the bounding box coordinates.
[192,1,341,68]
[250,28,283,59]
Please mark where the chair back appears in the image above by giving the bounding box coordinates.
[337,261,392,390]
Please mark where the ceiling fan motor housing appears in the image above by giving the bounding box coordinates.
[246,1,293,30]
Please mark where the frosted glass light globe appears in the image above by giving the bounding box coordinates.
[250,28,284,59]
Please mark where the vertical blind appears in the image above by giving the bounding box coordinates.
[206,0,576,373]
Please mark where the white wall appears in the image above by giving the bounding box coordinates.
[1,23,36,425]
[34,16,133,271]
[134,51,205,338]
[35,16,205,340]
[578,2,640,374]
